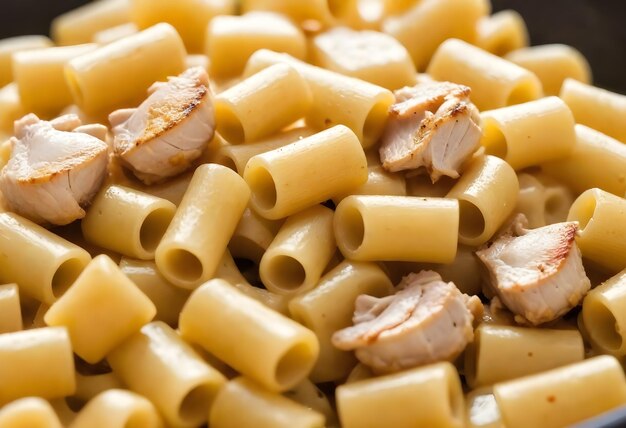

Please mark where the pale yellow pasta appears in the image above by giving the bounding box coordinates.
[427,38,543,110]
[229,208,280,264]
[446,155,519,246]
[333,165,407,204]
[515,172,574,228]
[215,64,312,143]
[244,49,394,148]
[289,260,393,382]
[30,304,49,329]
[12,44,97,116]
[334,195,459,263]
[476,10,529,56]
[345,363,374,384]
[123,171,194,207]
[260,205,335,295]
[185,54,209,72]
[480,96,576,170]
[155,164,250,289]
[0,83,25,134]
[131,0,235,53]
[240,0,338,25]
[215,126,315,175]
[209,377,325,428]
[51,0,130,45]
[465,388,501,428]
[311,27,416,90]
[559,78,626,143]
[0,35,52,86]
[285,380,338,427]
[337,362,464,428]
[70,389,162,428]
[44,255,156,363]
[0,327,75,404]
[65,23,187,116]
[81,185,176,260]
[493,355,626,428]
[0,397,63,428]
[108,321,226,427]
[244,125,367,219]
[567,188,626,273]
[92,23,138,44]
[119,258,190,327]
[75,372,124,404]
[179,279,319,392]
[382,0,488,70]
[505,44,591,96]
[0,284,21,334]
[0,212,91,304]
[406,174,457,198]
[465,324,584,388]
[0,138,12,170]
[382,0,418,16]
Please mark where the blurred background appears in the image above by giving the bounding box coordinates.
[0,0,624,93]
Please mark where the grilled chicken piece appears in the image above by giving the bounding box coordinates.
[110,67,215,184]
[0,114,108,225]
[379,81,482,182]
[332,270,482,374]
[476,215,591,326]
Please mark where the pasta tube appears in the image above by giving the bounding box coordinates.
[0,284,21,334]
[0,397,63,428]
[0,35,53,86]
[475,10,529,56]
[51,0,131,45]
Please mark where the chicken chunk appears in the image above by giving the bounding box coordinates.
[110,67,215,184]
[0,113,108,225]
[332,270,482,374]
[379,81,482,182]
[476,215,591,326]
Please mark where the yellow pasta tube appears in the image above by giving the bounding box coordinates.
[567,188,626,273]
[0,35,52,86]
[515,173,574,229]
[334,195,459,263]
[427,38,542,110]
[244,49,394,147]
[541,124,626,197]
[0,397,63,428]
[493,356,626,428]
[0,83,25,134]
[244,125,367,219]
[155,164,250,289]
[65,23,187,116]
[179,279,319,392]
[505,44,591,96]
[109,321,226,427]
[289,260,393,382]
[92,23,138,44]
[51,0,131,46]
[559,78,626,143]
[119,258,190,327]
[229,207,280,264]
[209,377,325,428]
[215,64,312,143]
[382,0,488,70]
[285,379,338,427]
[44,255,156,363]
[207,12,306,78]
[131,0,235,53]
[446,155,519,246]
[260,205,335,295]
[75,372,123,404]
[0,327,75,404]
[0,284,21,334]
[70,389,163,428]
[480,96,576,170]
[465,324,584,388]
[465,387,501,428]
[240,0,338,25]
[13,44,97,116]
[337,362,464,428]
[81,185,176,260]
[582,269,626,356]
[333,165,407,204]
[476,10,529,56]
[0,212,91,304]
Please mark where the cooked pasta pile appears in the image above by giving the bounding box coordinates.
[0,0,625,427]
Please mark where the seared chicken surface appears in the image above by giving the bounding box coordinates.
[110,67,215,184]
[476,215,591,326]
[332,270,482,374]
[0,114,108,225]
[379,81,482,182]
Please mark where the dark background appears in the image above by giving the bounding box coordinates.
[1,0,625,93]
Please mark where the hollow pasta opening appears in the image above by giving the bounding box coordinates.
[216,103,245,144]
[248,166,277,211]
[162,249,203,284]
[338,204,365,253]
[276,342,316,389]
[481,119,508,160]
[363,99,391,147]
[140,207,174,254]
[568,192,596,232]
[458,200,486,241]
[179,384,215,425]
[544,189,571,224]
[264,254,306,291]
[586,300,622,351]
[506,79,539,106]
[218,154,238,173]
[52,258,86,299]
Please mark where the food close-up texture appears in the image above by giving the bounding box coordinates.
[0,0,625,427]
